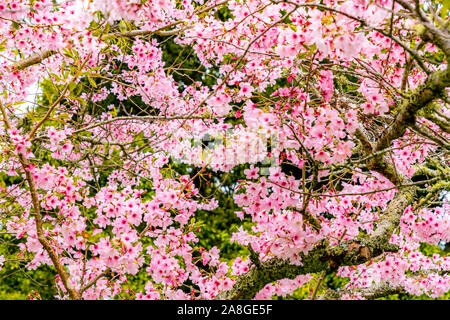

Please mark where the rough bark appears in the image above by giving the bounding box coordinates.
[215,179,413,300]
[374,66,450,154]
[216,21,450,301]
[317,283,403,300]
[11,50,56,71]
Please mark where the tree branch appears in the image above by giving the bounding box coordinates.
[317,282,403,300]
[0,103,81,300]
[215,173,412,300]
[374,66,450,154]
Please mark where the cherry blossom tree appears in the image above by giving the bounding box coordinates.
[0,0,449,300]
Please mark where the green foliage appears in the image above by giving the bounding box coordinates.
[0,234,57,299]
[1,13,447,300]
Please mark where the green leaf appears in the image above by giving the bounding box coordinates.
[87,76,97,88]
[69,82,77,93]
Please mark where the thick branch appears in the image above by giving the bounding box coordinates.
[215,177,412,299]
[318,283,403,300]
[374,66,450,153]
[218,118,418,300]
